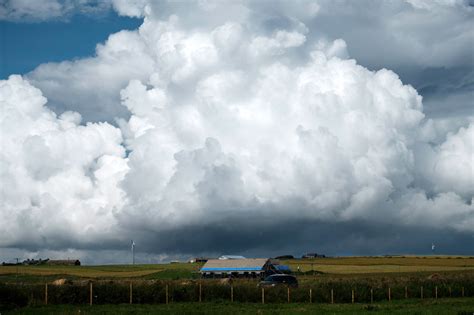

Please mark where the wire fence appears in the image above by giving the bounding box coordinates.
[1,280,473,308]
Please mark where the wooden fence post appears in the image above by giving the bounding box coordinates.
[129,282,133,304]
[89,282,93,306]
[166,284,169,304]
[309,288,312,303]
[262,288,265,304]
[45,283,48,305]
[199,282,202,302]
[435,286,438,299]
[405,286,408,299]
[388,287,391,301]
[370,288,373,304]
[231,285,233,302]
[449,287,452,297]
[462,287,464,297]
[331,289,334,304]
[287,287,290,303]
[420,286,423,299]
[351,289,354,304]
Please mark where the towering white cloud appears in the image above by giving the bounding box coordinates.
[24,0,474,122]
[1,0,473,260]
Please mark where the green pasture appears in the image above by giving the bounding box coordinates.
[4,298,474,314]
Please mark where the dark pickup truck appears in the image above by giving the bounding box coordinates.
[258,274,298,288]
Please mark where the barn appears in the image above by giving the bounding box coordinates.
[200,258,276,278]
[46,259,81,266]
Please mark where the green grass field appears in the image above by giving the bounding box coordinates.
[4,298,474,314]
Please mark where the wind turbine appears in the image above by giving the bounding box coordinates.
[131,240,136,265]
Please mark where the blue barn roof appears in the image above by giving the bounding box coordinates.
[200,258,269,273]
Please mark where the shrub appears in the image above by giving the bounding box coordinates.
[94,282,128,304]
[48,283,88,304]
[0,283,28,311]
[0,275,472,307]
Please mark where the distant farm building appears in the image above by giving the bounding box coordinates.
[302,253,326,259]
[189,257,211,263]
[200,258,278,278]
[274,255,294,260]
[46,259,81,266]
[218,255,246,260]
[22,258,47,265]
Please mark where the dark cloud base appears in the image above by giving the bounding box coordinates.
[2,217,472,265]
[144,218,474,257]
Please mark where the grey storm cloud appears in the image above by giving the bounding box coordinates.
[0,0,473,264]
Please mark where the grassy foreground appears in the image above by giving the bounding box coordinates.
[4,298,474,314]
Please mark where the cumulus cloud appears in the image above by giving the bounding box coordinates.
[110,0,148,18]
[27,28,154,122]
[416,124,474,199]
[0,75,128,249]
[20,0,473,124]
[0,0,111,21]
[1,0,473,261]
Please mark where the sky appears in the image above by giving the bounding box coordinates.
[0,12,142,78]
[0,0,473,265]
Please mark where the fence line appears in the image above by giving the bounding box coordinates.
[89,282,93,306]
[199,282,202,302]
[2,282,472,306]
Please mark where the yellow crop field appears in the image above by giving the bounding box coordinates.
[0,262,200,280]
[283,256,474,274]
[1,256,473,282]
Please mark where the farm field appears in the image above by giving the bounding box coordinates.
[0,255,473,286]
[284,256,474,275]
[0,262,201,283]
[1,256,474,283]
[2,257,474,313]
[4,298,474,314]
